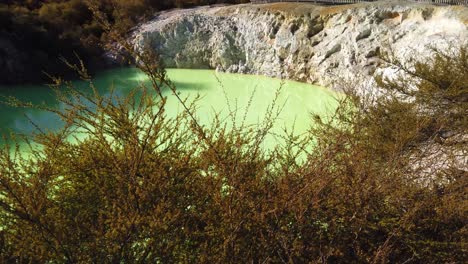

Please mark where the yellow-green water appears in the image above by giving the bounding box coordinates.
[0,68,337,148]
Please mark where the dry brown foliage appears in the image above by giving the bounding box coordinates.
[0,6,466,263]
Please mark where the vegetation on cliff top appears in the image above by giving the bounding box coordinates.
[0,0,250,84]
[0,6,466,260]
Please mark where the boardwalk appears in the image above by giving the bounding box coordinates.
[250,0,468,6]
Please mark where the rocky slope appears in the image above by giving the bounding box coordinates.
[131,0,467,88]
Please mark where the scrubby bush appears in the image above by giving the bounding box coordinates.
[0,31,466,263]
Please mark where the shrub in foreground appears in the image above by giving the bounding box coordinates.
[0,45,466,263]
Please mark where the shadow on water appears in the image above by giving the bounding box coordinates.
[0,68,338,149]
[0,69,204,138]
[168,80,209,92]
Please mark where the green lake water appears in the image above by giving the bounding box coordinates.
[0,68,337,149]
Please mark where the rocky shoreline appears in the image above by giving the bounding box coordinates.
[131,0,467,89]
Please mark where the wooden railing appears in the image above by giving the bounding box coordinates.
[251,0,374,3]
[250,0,468,6]
[409,0,467,4]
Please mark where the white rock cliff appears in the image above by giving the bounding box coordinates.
[132,1,468,87]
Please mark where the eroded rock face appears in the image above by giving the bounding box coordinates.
[132,1,467,88]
